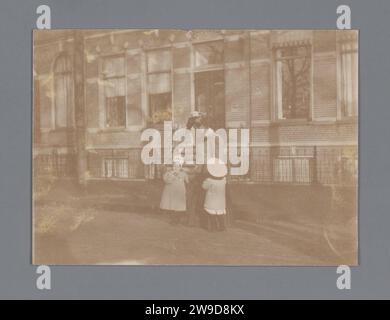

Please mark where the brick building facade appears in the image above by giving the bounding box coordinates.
[33,29,358,185]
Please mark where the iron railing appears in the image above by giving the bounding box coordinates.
[34,145,358,186]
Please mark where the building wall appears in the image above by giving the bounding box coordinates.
[33,29,358,184]
[33,30,77,176]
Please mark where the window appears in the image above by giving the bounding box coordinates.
[339,37,358,117]
[54,54,73,128]
[273,158,293,182]
[103,158,129,178]
[194,70,225,130]
[273,157,311,183]
[149,92,172,124]
[275,44,311,119]
[147,49,172,124]
[106,95,126,127]
[272,147,314,184]
[194,41,224,68]
[102,56,126,127]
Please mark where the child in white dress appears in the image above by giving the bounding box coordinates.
[160,156,189,225]
[202,158,228,231]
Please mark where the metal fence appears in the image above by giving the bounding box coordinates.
[33,151,77,178]
[249,145,358,185]
[34,145,358,186]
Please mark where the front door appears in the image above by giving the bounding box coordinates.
[194,70,225,130]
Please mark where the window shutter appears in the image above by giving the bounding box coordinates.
[313,31,337,119]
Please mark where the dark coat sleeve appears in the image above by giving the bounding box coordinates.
[225,183,234,225]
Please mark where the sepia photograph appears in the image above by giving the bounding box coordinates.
[32,29,358,265]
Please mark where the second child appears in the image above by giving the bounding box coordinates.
[202,158,228,232]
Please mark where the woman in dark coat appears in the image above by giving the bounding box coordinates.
[184,111,209,229]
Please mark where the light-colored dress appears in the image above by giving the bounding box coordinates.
[160,169,188,212]
[202,177,226,215]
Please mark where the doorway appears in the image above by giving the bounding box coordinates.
[194,70,225,130]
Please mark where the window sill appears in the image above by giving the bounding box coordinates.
[256,117,358,127]
[99,127,127,133]
[47,127,75,133]
[86,177,146,182]
[336,117,358,124]
[270,119,311,126]
[145,123,169,130]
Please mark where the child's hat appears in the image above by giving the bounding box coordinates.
[206,157,227,178]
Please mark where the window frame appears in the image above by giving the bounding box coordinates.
[273,155,313,184]
[100,53,128,129]
[193,39,225,72]
[272,43,313,122]
[145,47,173,124]
[337,36,358,119]
[52,53,74,129]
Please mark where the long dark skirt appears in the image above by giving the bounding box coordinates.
[186,178,208,228]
